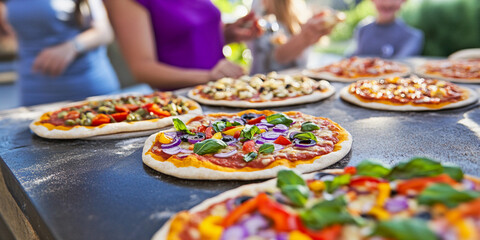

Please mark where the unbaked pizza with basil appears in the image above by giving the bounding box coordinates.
[305,57,411,82]
[415,59,480,83]
[154,157,480,240]
[187,73,335,108]
[142,110,351,180]
[30,92,202,139]
[340,76,478,111]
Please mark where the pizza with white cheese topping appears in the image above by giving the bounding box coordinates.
[187,73,335,108]
[340,76,478,111]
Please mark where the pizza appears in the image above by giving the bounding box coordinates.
[415,59,480,83]
[340,76,478,111]
[142,110,351,180]
[29,92,202,139]
[187,72,335,108]
[155,157,480,240]
[305,57,411,82]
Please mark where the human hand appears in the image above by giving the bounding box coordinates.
[224,12,263,44]
[299,9,344,45]
[33,41,77,76]
[209,59,245,81]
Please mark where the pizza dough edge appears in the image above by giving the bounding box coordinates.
[339,85,478,111]
[141,127,352,180]
[187,85,336,108]
[29,96,203,139]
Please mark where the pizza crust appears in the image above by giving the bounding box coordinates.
[415,67,480,84]
[29,96,203,139]
[340,85,478,111]
[142,128,352,180]
[187,86,335,108]
[304,65,411,83]
[152,169,342,240]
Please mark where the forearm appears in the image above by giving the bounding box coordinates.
[273,34,310,64]
[129,60,211,89]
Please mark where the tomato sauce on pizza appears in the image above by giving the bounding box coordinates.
[314,57,410,79]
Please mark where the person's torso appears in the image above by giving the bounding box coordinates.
[139,0,224,69]
[356,19,417,58]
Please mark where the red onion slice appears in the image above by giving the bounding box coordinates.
[261,131,281,140]
[273,144,284,151]
[163,132,177,138]
[241,214,269,235]
[162,146,182,155]
[180,148,193,154]
[272,124,288,132]
[256,125,268,131]
[221,225,248,240]
[260,119,274,127]
[384,196,409,213]
[213,149,238,158]
[161,138,181,148]
[293,139,316,148]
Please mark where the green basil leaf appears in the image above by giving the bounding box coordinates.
[212,121,226,133]
[387,157,443,180]
[193,139,227,155]
[356,159,391,178]
[300,196,361,230]
[231,121,242,126]
[281,185,310,207]
[442,165,464,182]
[240,125,261,140]
[172,118,194,135]
[277,169,307,188]
[277,170,309,207]
[293,132,317,142]
[418,183,480,208]
[266,113,293,126]
[258,143,274,154]
[371,219,437,240]
[301,122,320,131]
[243,152,258,162]
[324,174,351,193]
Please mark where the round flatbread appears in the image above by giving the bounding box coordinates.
[188,73,335,108]
[415,59,480,83]
[142,110,352,180]
[155,157,480,240]
[30,92,202,139]
[340,76,478,111]
[305,57,411,82]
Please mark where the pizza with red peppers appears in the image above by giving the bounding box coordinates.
[142,110,351,180]
[188,73,335,108]
[30,92,202,139]
[415,59,480,83]
[340,76,478,111]
[154,157,480,240]
[305,57,411,82]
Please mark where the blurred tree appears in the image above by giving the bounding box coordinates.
[401,0,480,56]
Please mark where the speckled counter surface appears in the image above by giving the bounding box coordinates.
[0,82,479,240]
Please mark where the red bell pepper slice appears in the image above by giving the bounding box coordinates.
[144,103,171,117]
[298,221,342,240]
[396,174,457,195]
[242,140,256,153]
[222,195,259,227]
[124,104,139,112]
[257,192,297,231]
[344,166,357,175]
[64,111,80,120]
[247,115,266,125]
[233,130,241,139]
[205,127,214,139]
[91,114,111,126]
[110,112,129,122]
[274,135,292,145]
[115,105,130,113]
[349,176,385,188]
[196,125,207,133]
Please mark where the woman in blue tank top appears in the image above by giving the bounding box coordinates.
[1,0,119,106]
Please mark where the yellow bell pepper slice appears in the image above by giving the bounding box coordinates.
[212,132,223,139]
[159,132,173,144]
[223,126,244,136]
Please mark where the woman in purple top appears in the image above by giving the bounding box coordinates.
[104,0,261,89]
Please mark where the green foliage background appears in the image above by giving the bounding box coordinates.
[401,0,480,56]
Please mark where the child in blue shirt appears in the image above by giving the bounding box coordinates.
[353,0,423,58]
